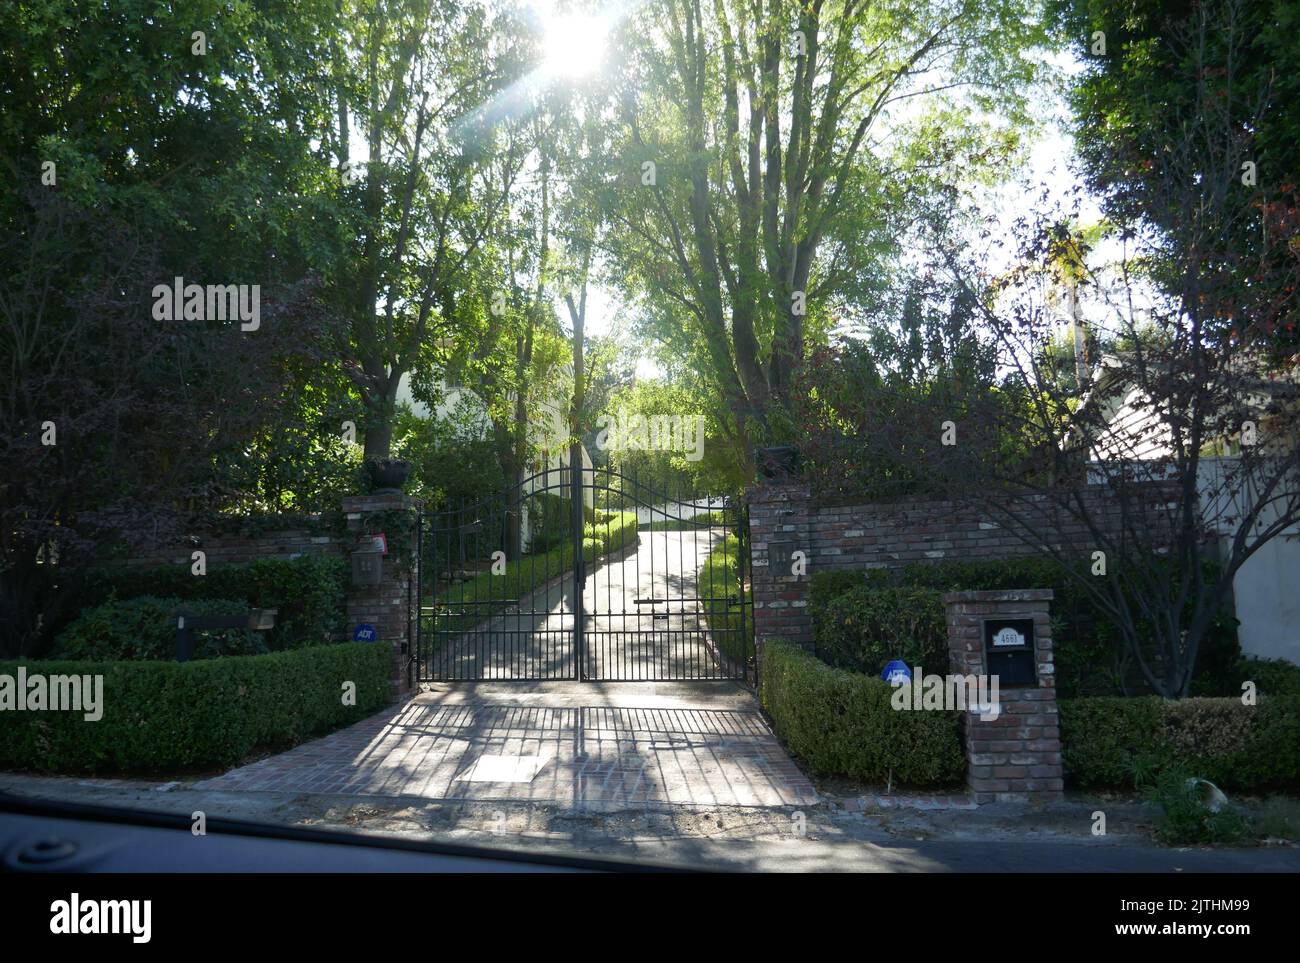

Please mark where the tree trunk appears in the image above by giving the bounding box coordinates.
[361,373,399,460]
[504,454,524,561]
[363,417,394,461]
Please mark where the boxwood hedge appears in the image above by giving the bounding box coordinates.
[813,584,949,677]
[1059,695,1300,793]
[84,554,347,650]
[809,557,1243,698]
[51,596,268,662]
[760,638,965,787]
[0,642,390,774]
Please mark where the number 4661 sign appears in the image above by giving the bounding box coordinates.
[992,626,1025,647]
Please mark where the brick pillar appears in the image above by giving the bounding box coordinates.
[342,493,421,702]
[942,589,1063,804]
[745,481,813,673]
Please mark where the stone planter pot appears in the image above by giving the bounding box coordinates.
[364,458,413,493]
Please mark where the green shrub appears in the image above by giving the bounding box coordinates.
[814,584,948,677]
[1186,611,1245,697]
[1144,765,1249,844]
[810,557,1241,698]
[698,533,752,669]
[1060,695,1300,793]
[86,554,347,649]
[809,570,868,608]
[0,643,390,773]
[1058,696,1166,788]
[760,639,965,787]
[527,491,577,554]
[51,596,268,662]
[1237,657,1300,697]
[640,511,726,532]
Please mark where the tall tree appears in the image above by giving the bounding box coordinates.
[1047,0,1300,354]
[443,111,569,559]
[0,0,341,651]
[324,0,529,461]
[933,41,1300,695]
[603,0,1045,474]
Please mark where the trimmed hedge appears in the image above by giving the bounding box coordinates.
[761,639,965,787]
[813,584,948,677]
[85,554,347,650]
[0,643,390,773]
[51,596,268,662]
[1059,695,1300,793]
[809,557,1243,698]
[1239,657,1300,697]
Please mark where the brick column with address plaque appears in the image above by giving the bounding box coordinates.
[942,589,1063,804]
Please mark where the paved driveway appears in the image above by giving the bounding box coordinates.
[196,681,819,812]
[432,527,739,681]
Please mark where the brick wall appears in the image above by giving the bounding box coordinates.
[108,520,348,569]
[746,482,1125,666]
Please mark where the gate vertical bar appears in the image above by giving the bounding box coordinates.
[739,501,753,686]
[436,511,444,681]
[412,512,421,686]
[570,287,586,682]
[571,457,584,680]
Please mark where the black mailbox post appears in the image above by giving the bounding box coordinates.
[982,617,1036,686]
[176,609,277,662]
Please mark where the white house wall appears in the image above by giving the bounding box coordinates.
[1198,457,1300,666]
[395,372,595,524]
[1231,533,1300,664]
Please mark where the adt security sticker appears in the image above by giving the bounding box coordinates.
[881,660,912,686]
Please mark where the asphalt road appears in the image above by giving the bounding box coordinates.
[2,775,1296,873]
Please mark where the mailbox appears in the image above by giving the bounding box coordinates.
[982,617,1037,686]
[351,546,383,586]
[175,608,277,662]
[247,607,278,631]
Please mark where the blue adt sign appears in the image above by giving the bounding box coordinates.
[881,660,912,686]
[353,624,377,643]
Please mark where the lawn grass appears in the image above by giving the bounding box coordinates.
[697,531,753,670]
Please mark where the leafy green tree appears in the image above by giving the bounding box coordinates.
[1047,0,1300,353]
[0,0,344,652]
[602,0,1046,475]
[392,399,505,509]
[320,0,531,460]
[601,378,738,497]
[794,275,1010,500]
[0,0,338,278]
[434,105,576,558]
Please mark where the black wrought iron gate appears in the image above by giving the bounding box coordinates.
[415,465,752,683]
